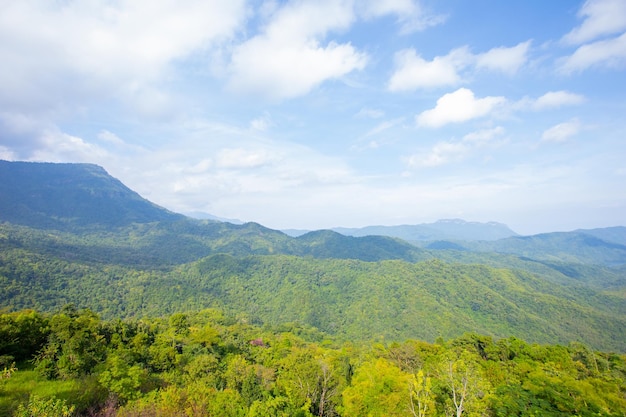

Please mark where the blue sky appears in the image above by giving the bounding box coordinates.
[1,0,625,234]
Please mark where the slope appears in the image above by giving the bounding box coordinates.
[0,160,183,229]
[0,244,624,351]
[467,230,626,266]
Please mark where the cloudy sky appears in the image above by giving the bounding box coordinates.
[1,0,625,234]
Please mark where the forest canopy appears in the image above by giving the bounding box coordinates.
[1,308,626,417]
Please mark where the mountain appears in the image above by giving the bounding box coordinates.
[466,229,626,267]
[0,160,624,351]
[0,160,183,228]
[331,219,518,242]
[574,226,626,246]
[184,211,244,224]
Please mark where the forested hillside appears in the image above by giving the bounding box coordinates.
[1,160,626,415]
[0,160,183,229]
[1,223,625,351]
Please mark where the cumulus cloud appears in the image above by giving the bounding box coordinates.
[407,126,505,167]
[541,119,582,142]
[227,0,367,100]
[560,32,626,72]
[532,91,585,110]
[475,41,531,75]
[416,88,506,128]
[562,0,626,45]
[0,1,246,110]
[388,42,530,92]
[388,47,470,91]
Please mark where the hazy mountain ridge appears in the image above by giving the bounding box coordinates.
[465,230,626,266]
[284,218,518,241]
[0,160,183,229]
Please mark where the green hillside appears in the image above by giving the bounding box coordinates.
[467,231,626,266]
[1,236,624,351]
[0,160,183,228]
[0,160,624,354]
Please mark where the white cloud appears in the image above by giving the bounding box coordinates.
[250,114,273,131]
[562,0,626,45]
[0,0,246,112]
[388,42,531,92]
[407,141,468,167]
[560,32,626,72]
[475,41,531,75]
[407,126,505,167]
[98,130,125,146]
[541,119,582,142]
[227,0,367,100]
[416,88,506,128]
[462,126,506,145]
[532,91,585,110]
[31,130,110,163]
[216,148,276,169]
[388,47,470,91]
[359,0,447,33]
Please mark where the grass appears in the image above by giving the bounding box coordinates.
[0,366,104,416]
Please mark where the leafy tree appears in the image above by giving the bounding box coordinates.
[34,307,105,379]
[341,357,411,416]
[14,396,75,417]
[435,351,490,417]
[409,369,435,417]
[98,353,149,402]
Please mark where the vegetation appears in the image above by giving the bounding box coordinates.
[1,236,625,351]
[1,308,625,416]
[1,160,626,415]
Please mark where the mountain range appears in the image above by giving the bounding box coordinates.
[0,160,624,351]
[285,218,518,241]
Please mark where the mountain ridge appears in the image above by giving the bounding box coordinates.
[0,160,183,229]
[1,160,625,351]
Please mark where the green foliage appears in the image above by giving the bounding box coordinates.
[34,307,106,380]
[2,233,625,351]
[14,396,74,417]
[341,357,410,416]
[0,309,625,416]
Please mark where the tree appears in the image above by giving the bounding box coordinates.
[409,369,435,417]
[341,357,410,417]
[34,307,105,379]
[436,351,490,417]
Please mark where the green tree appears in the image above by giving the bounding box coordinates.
[34,307,105,379]
[14,396,75,417]
[98,353,149,402]
[409,369,435,417]
[341,357,411,417]
[435,351,490,417]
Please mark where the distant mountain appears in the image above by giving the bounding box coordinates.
[184,211,244,224]
[329,219,518,242]
[574,226,626,246]
[467,229,626,267]
[0,160,183,228]
[295,229,428,262]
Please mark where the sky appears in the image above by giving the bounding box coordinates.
[1,0,625,235]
